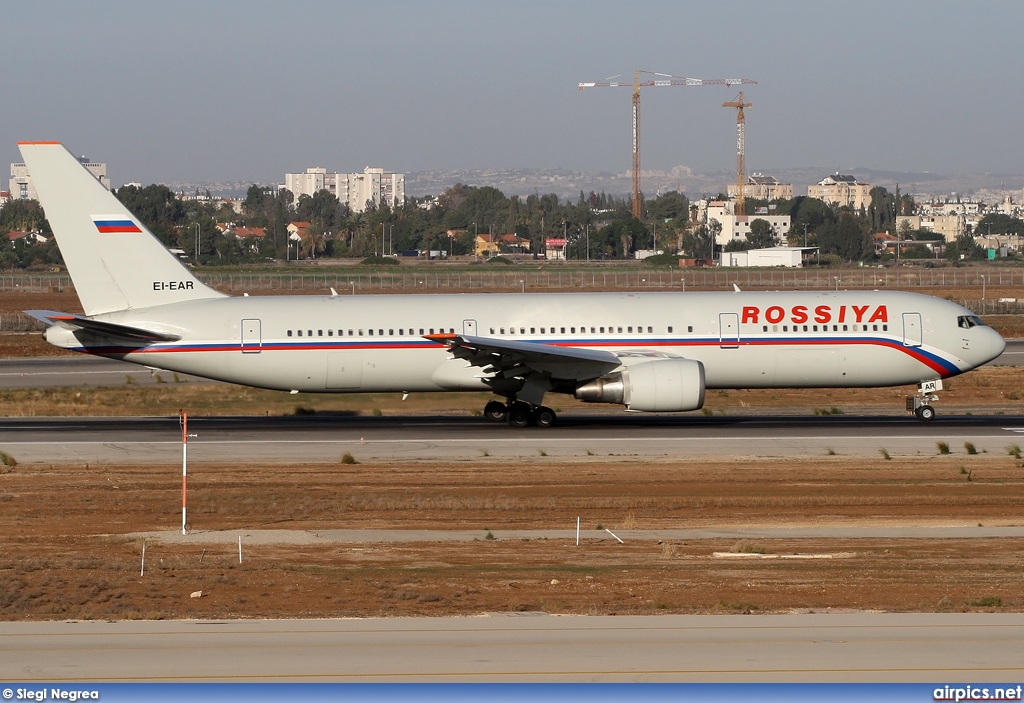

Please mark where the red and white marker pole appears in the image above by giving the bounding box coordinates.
[180,410,188,535]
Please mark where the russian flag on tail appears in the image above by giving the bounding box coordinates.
[92,214,142,233]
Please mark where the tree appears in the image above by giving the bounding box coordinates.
[747,218,777,249]
[816,212,872,261]
[976,213,1024,238]
[114,184,185,247]
[300,224,328,260]
[945,231,984,262]
[681,220,718,260]
[647,191,689,221]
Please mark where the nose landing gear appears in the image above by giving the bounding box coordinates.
[906,379,942,421]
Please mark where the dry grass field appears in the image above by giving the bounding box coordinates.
[1,456,1022,620]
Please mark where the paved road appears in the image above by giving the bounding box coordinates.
[0,338,1021,390]
[1,613,1022,682]
[3,412,1024,462]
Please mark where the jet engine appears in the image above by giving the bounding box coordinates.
[574,358,705,412]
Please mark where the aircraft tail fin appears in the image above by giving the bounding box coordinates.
[17,142,225,316]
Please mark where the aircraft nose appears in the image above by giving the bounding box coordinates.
[983,326,1007,364]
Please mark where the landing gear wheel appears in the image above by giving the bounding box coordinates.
[533,406,556,428]
[507,403,532,428]
[915,404,936,422]
[484,400,507,422]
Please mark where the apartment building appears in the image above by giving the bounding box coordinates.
[726,173,794,201]
[807,173,872,210]
[283,166,405,213]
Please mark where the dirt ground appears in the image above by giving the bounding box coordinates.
[1,456,1022,620]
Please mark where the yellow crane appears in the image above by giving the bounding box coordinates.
[579,70,756,219]
[722,91,753,221]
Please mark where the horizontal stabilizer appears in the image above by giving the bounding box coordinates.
[24,310,181,342]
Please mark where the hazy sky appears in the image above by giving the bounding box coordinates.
[4,1,1022,186]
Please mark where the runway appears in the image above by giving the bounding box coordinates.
[2,613,1023,682]
[3,412,1024,463]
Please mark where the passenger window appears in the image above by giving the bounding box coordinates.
[590,327,596,333]
[531,327,536,334]
[368,329,374,336]
[328,330,333,337]
[647,326,653,333]
[843,325,848,332]
[687,326,693,333]
[287,330,293,337]
[783,325,788,332]
[429,328,434,334]
[490,328,495,334]
[628,327,633,333]
[389,329,394,336]
[318,330,323,337]
[813,325,818,331]
[560,327,566,333]
[570,327,576,333]
[297,330,303,337]
[307,330,312,337]
[618,327,623,333]
[600,327,605,333]
[358,329,363,336]
[873,325,878,331]
[500,328,505,334]
[883,325,888,331]
[348,330,353,336]
[762,326,768,332]
[540,328,545,334]
[803,325,808,332]
[667,326,672,333]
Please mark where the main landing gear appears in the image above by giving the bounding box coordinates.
[483,400,557,428]
[906,379,942,422]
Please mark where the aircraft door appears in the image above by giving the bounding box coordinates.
[719,312,740,349]
[241,318,262,353]
[902,312,923,347]
[463,319,478,336]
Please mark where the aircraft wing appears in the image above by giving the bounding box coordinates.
[24,310,182,342]
[425,333,621,381]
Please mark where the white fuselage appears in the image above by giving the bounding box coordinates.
[44,289,1004,397]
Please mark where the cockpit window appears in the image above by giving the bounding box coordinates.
[958,315,985,329]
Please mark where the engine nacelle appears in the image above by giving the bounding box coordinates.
[575,358,705,412]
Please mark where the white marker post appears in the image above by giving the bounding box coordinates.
[180,410,190,535]
[576,517,580,546]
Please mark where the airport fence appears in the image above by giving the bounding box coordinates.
[4,268,1024,295]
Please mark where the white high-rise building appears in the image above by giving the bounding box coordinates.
[282,166,405,213]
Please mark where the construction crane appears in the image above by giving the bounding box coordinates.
[722,91,752,221]
[579,70,756,219]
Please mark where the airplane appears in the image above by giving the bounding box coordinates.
[19,141,1006,427]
